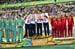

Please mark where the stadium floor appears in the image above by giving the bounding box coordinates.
[0,37,75,48]
[1,44,75,49]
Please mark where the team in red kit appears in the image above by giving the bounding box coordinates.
[50,12,74,38]
[67,14,74,37]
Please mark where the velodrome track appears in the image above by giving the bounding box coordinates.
[0,44,75,49]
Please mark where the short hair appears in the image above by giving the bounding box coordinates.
[0,13,2,16]
[11,13,15,16]
[18,14,21,17]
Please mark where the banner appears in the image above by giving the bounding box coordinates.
[0,0,75,9]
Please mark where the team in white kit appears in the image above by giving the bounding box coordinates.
[24,11,50,37]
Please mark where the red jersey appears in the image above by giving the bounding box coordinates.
[67,16,74,26]
[57,18,62,27]
[50,17,53,26]
[51,18,57,28]
[61,17,66,27]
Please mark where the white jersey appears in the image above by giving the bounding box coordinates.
[24,15,31,24]
[43,19,48,23]
[36,19,43,23]
[36,14,43,23]
[30,14,35,24]
[45,13,48,16]
[41,13,49,23]
[25,19,31,24]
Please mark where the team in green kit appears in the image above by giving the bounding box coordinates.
[11,15,17,42]
[0,14,4,42]
[4,15,11,42]
[0,13,24,43]
[17,14,24,42]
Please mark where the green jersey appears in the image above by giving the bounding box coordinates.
[11,18,17,30]
[4,18,11,29]
[0,18,4,30]
[17,18,24,27]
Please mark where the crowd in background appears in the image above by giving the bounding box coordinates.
[0,2,75,16]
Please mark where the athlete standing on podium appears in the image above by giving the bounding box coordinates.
[42,12,50,37]
[36,11,43,36]
[17,14,24,42]
[11,14,17,42]
[0,14,4,42]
